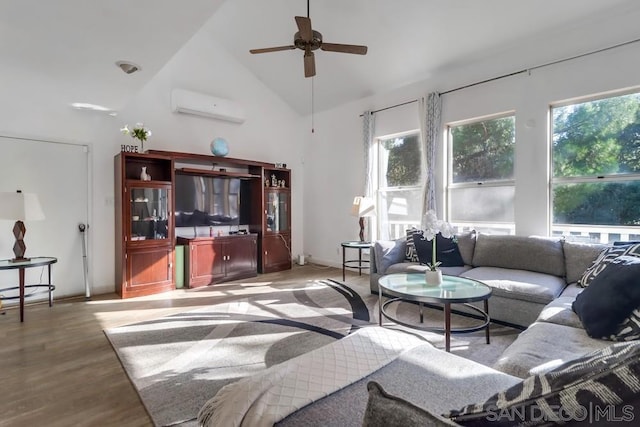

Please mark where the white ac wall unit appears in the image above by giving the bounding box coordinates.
[170,89,246,124]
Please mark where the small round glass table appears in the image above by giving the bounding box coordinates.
[378,273,492,352]
[341,241,371,281]
[0,257,57,322]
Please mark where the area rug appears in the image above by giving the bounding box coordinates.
[105,279,519,426]
[104,279,375,426]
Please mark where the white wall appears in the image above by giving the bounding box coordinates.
[4,7,640,293]
[0,106,115,297]
[0,15,306,297]
[305,40,640,268]
[102,21,306,293]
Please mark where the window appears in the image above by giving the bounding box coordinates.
[552,91,640,243]
[447,114,516,234]
[373,131,423,240]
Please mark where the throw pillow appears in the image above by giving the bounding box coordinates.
[572,255,640,339]
[405,228,422,262]
[578,243,640,287]
[455,230,477,266]
[614,308,640,342]
[413,233,465,267]
[446,341,640,426]
[373,239,407,275]
[363,381,459,427]
[561,240,609,284]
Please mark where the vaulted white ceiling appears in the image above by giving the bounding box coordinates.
[2,0,640,119]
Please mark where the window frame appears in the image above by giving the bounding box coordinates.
[549,89,640,242]
[372,129,423,240]
[446,112,516,233]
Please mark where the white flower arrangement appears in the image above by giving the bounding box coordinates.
[421,209,455,271]
[121,123,152,152]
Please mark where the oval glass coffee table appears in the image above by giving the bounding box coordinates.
[378,273,492,352]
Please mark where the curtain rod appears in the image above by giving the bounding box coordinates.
[360,36,640,117]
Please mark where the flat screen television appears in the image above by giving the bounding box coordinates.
[175,174,240,226]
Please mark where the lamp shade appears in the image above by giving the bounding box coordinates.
[0,191,45,221]
[351,196,376,218]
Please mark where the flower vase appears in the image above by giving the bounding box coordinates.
[140,166,149,181]
[425,269,443,286]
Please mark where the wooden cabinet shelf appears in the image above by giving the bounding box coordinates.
[115,149,293,299]
[126,178,172,186]
[177,168,260,179]
[147,149,275,168]
[115,152,175,298]
[261,167,291,272]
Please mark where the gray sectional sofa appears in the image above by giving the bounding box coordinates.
[370,232,606,328]
[202,233,640,426]
[370,232,617,378]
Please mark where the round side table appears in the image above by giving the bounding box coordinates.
[0,256,57,322]
[341,241,372,281]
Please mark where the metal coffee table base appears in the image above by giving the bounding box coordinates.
[379,298,490,352]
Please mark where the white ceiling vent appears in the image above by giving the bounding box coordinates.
[170,89,245,124]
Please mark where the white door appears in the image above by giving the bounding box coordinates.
[0,136,89,302]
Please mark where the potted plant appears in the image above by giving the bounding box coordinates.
[422,210,455,286]
[121,123,152,153]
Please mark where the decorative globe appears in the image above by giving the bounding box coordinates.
[210,137,229,157]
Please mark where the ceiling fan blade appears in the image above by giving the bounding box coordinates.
[295,16,313,42]
[250,45,296,54]
[321,43,368,55]
[304,50,316,78]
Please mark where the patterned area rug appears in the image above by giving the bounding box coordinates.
[105,279,519,426]
[104,279,374,426]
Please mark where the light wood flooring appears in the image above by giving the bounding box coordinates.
[1,264,357,427]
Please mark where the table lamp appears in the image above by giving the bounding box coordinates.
[350,196,376,242]
[0,190,45,262]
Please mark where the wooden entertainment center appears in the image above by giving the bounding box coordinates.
[114,150,291,298]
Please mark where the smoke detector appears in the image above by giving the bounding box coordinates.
[116,60,141,74]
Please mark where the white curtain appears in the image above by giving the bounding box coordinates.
[362,110,378,239]
[378,147,390,240]
[362,110,375,197]
[418,93,441,227]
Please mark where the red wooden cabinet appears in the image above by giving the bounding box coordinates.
[178,235,257,288]
[124,246,174,297]
[115,150,294,299]
[115,152,175,298]
[262,233,291,273]
[261,170,292,273]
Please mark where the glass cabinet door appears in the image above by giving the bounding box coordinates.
[129,186,170,241]
[266,191,289,233]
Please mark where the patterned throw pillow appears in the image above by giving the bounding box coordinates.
[614,308,640,342]
[578,243,640,287]
[405,228,422,262]
[446,341,640,426]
